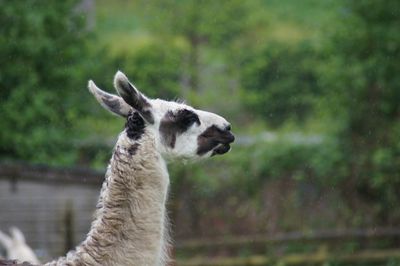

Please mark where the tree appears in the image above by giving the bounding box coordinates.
[139,0,254,92]
[0,0,90,164]
[319,0,400,222]
[240,42,321,127]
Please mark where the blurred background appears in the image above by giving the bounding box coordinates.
[1,0,400,265]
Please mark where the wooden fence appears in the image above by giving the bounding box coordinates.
[1,162,400,265]
[177,249,400,266]
[175,229,400,265]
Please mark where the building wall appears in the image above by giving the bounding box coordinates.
[0,177,101,261]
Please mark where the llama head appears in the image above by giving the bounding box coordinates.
[89,71,234,160]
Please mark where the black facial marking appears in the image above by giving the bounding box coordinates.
[197,125,235,156]
[197,126,220,155]
[125,111,145,140]
[159,109,200,148]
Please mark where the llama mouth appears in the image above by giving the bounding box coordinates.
[212,143,231,156]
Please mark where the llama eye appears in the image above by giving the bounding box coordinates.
[177,109,200,127]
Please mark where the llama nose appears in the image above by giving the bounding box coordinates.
[224,131,235,143]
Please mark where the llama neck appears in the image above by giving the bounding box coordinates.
[47,133,170,266]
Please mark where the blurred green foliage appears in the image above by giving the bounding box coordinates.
[241,42,320,127]
[137,0,259,97]
[0,0,91,164]
[108,39,185,99]
[319,0,400,222]
[0,0,399,229]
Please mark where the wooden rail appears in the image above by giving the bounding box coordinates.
[176,248,400,266]
[176,228,400,250]
[175,228,400,265]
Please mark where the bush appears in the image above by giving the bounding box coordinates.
[240,42,321,127]
[0,0,90,164]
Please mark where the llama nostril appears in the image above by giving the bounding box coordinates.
[224,132,235,143]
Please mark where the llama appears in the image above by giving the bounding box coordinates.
[0,227,40,265]
[0,71,234,266]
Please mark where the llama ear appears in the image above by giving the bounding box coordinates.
[88,80,132,117]
[0,229,12,249]
[113,71,154,124]
[10,227,25,244]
